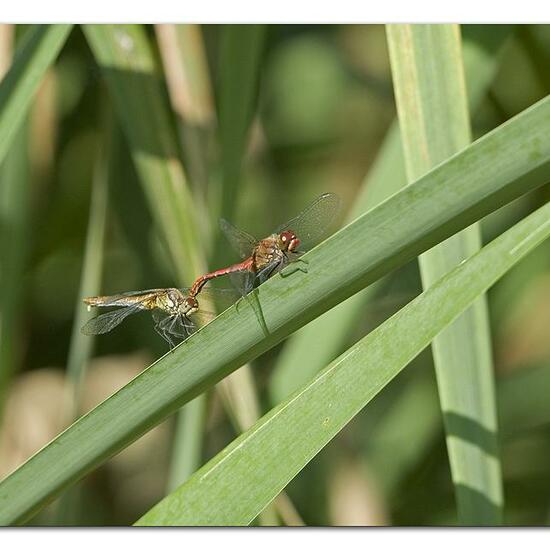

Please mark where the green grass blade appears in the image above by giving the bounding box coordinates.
[365,368,440,496]
[53,116,110,525]
[0,123,29,413]
[387,23,502,524]
[155,24,215,203]
[2,92,550,524]
[217,25,265,223]
[64,125,110,415]
[82,24,207,283]
[166,396,208,492]
[269,25,513,403]
[0,25,71,166]
[155,24,214,130]
[136,199,550,526]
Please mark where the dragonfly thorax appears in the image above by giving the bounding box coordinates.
[156,288,187,315]
[253,236,285,271]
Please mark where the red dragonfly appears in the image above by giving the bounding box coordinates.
[81,287,234,348]
[190,193,340,297]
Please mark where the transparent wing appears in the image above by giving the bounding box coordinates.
[191,287,240,310]
[219,218,257,260]
[85,289,164,308]
[226,269,256,297]
[81,305,143,335]
[276,192,340,251]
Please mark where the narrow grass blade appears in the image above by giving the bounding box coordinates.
[387,23,503,524]
[0,25,71,166]
[0,27,28,415]
[155,25,214,130]
[166,396,208,492]
[63,123,110,415]
[136,199,550,526]
[53,115,110,525]
[269,25,513,403]
[82,25,207,283]
[365,368,441,496]
[0,123,29,414]
[2,92,550,524]
[155,24,215,199]
[217,25,265,224]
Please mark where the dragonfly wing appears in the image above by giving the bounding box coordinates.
[276,192,340,251]
[226,269,256,297]
[256,255,287,284]
[81,305,142,335]
[86,289,164,308]
[219,218,257,260]
[194,287,239,310]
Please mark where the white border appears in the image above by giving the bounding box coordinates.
[4,528,549,550]
[0,0,550,23]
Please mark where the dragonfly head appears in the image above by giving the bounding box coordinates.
[183,295,199,316]
[279,230,300,253]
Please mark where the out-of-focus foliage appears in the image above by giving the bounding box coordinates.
[0,24,550,526]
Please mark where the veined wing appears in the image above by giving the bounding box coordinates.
[276,192,340,251]
[84,288,166,308]
[220,218,257,260]
[81,304,143,335]
[189,287,239,309]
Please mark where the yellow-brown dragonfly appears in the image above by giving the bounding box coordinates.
[81,287,234,348]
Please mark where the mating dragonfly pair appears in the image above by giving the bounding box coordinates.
[82,193,340,348]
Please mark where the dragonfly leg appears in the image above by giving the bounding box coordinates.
[280,254,309,277]
[168,314,195,342]
[154,315,176,348]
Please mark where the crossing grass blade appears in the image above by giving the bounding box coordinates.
[2,91,550,523]
[0,25,72,166]
[136,199,550,526]
[269,25,513,404]
[387,23,503,524]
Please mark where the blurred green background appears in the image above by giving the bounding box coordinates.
[1,24,550,526]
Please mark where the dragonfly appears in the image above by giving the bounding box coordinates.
[81,287,234,348]
[190,192,340,297]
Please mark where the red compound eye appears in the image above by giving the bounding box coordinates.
[280,230,300,252]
